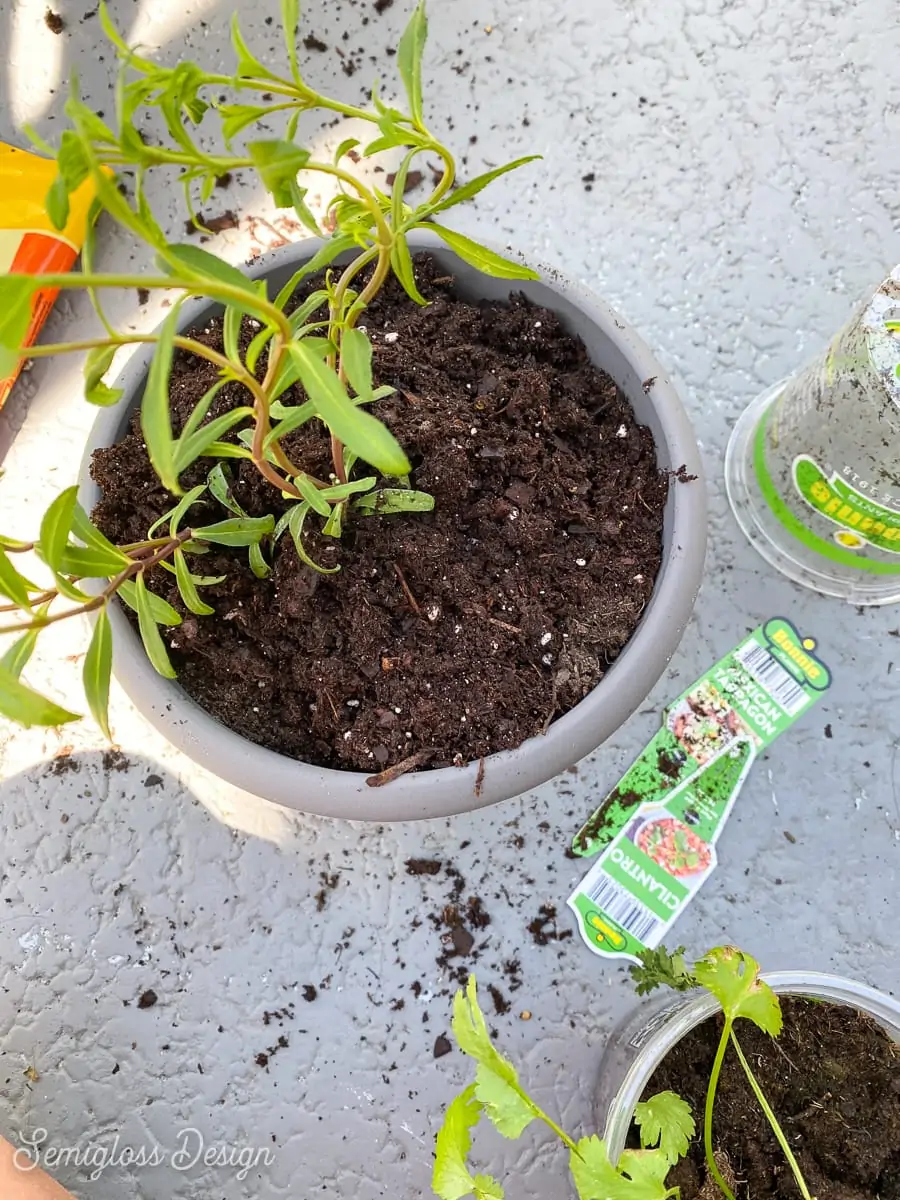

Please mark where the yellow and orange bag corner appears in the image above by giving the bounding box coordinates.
[0,141,99,407]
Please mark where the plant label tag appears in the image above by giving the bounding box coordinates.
[566,617,832,963]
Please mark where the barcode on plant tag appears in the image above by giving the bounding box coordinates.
[734,641,808,716]
[587,872,661,945]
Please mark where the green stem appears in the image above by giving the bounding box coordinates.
[730,1031,814,1200]
[704,1018,737,1200]
[0,531,192,636]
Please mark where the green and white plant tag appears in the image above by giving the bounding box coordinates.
[567,617,832,963]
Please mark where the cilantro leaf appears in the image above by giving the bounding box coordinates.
[629,946,695,996]
[452,977,536,1139]
[693,946,782,1034]
[570,1137,672,1200]
[433,1087,485,1200]
[474,1064,534,1138]
[633,1090,695,1163]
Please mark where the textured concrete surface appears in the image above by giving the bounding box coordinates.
[0,0,899,1196]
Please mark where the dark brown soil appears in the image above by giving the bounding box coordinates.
[90,254,668,773]
[638,999,900,1199]
[44,8,65,33]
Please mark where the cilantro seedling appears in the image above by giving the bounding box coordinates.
[434,977,692,1200]
[436,952,817,1200]
[0,0,539,734]
[631,945,815,1200]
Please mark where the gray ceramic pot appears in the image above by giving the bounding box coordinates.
[79,230,706,820]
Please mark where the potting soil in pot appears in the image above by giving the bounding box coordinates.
[635,998,900,1199]
[91,255,668,772]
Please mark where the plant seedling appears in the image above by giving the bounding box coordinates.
[0,0,539,735]
[434,946,816,1200]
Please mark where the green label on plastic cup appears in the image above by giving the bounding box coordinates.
[794,456,900,554]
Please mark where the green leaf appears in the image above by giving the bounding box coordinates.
[134,574,177,678]
[39,486,79,574]
[53,573,91,603]
[272,238,355,311]
[473,1066,533,1138]
[223,305,242,363]
[322,502,343,538]
[341,328,374,398]
[319,476,377,501]
[181,379,229,440]
[207,464,246,517]
[174,549,214,616]
[46,174,70,231]
[158,244,258,299]
[0,665,79,728]
[174,406,254,473]
[72,506,126,561]
[431,156,541,214]
[141,306,181,493]
[1,628,40,678]
[83,608,113,738]
[286,502,340,575]
[422,225,540,281]
[192,515,275,546]
[629,946,694,997]
[248,542,270,579]
[281,0,300,82]
[391,234,428,305]
[335,137,360,163]
[58,545,130,577]
[0,275,37,379]
[355,488,434,515]
[200,441,254,460]
[570,1137,671,1200]
[451,978,535,1139]
[231,15,280,80]
[295,474,332,518]
[247,140,311,208]
[170,483,209,535]
[118,579,182,626]
[634,1092,695,1164]
[287,342,410,476]
[245,324,275,373]
[83,344,124,407]
[433,1087,495,1200]
[397,0,428,129]
[219,103,276,143]
[693,946,782,1035]
[390,149,418,233]
[0,548,34,609]
[289,179,320,236]
[57,129,91,193]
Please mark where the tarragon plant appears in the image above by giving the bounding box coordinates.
[0,0,539,734]
[434,947,815,1200]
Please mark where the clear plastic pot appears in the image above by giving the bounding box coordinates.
[597,971,900,1165]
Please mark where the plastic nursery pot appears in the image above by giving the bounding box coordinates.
[597,970,900,1167]
[79,229,707,821]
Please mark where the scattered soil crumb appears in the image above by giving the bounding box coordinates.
[185,210,239,235]
[144,774,163,787]
[406,858,442,876]
[824,723,833,738]
[386,168,424,194]
[137,287,150,306]
[103,749,131,772]
[44,9,65,33]
[433,1034,451,1058]
[487,984,510,1015]
[527,904,572,946]
[374,0,394,11]
[137,989,158,1010]
[215,172,233,189]
[315,870,340,911]
[47,750,79,776]
[303,32,327,51]
[302,984,317,1002]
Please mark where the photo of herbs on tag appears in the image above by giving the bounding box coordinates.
[435,947,900,1200]
[0,0,704,815]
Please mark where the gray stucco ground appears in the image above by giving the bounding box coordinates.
[0,0,898,1196]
